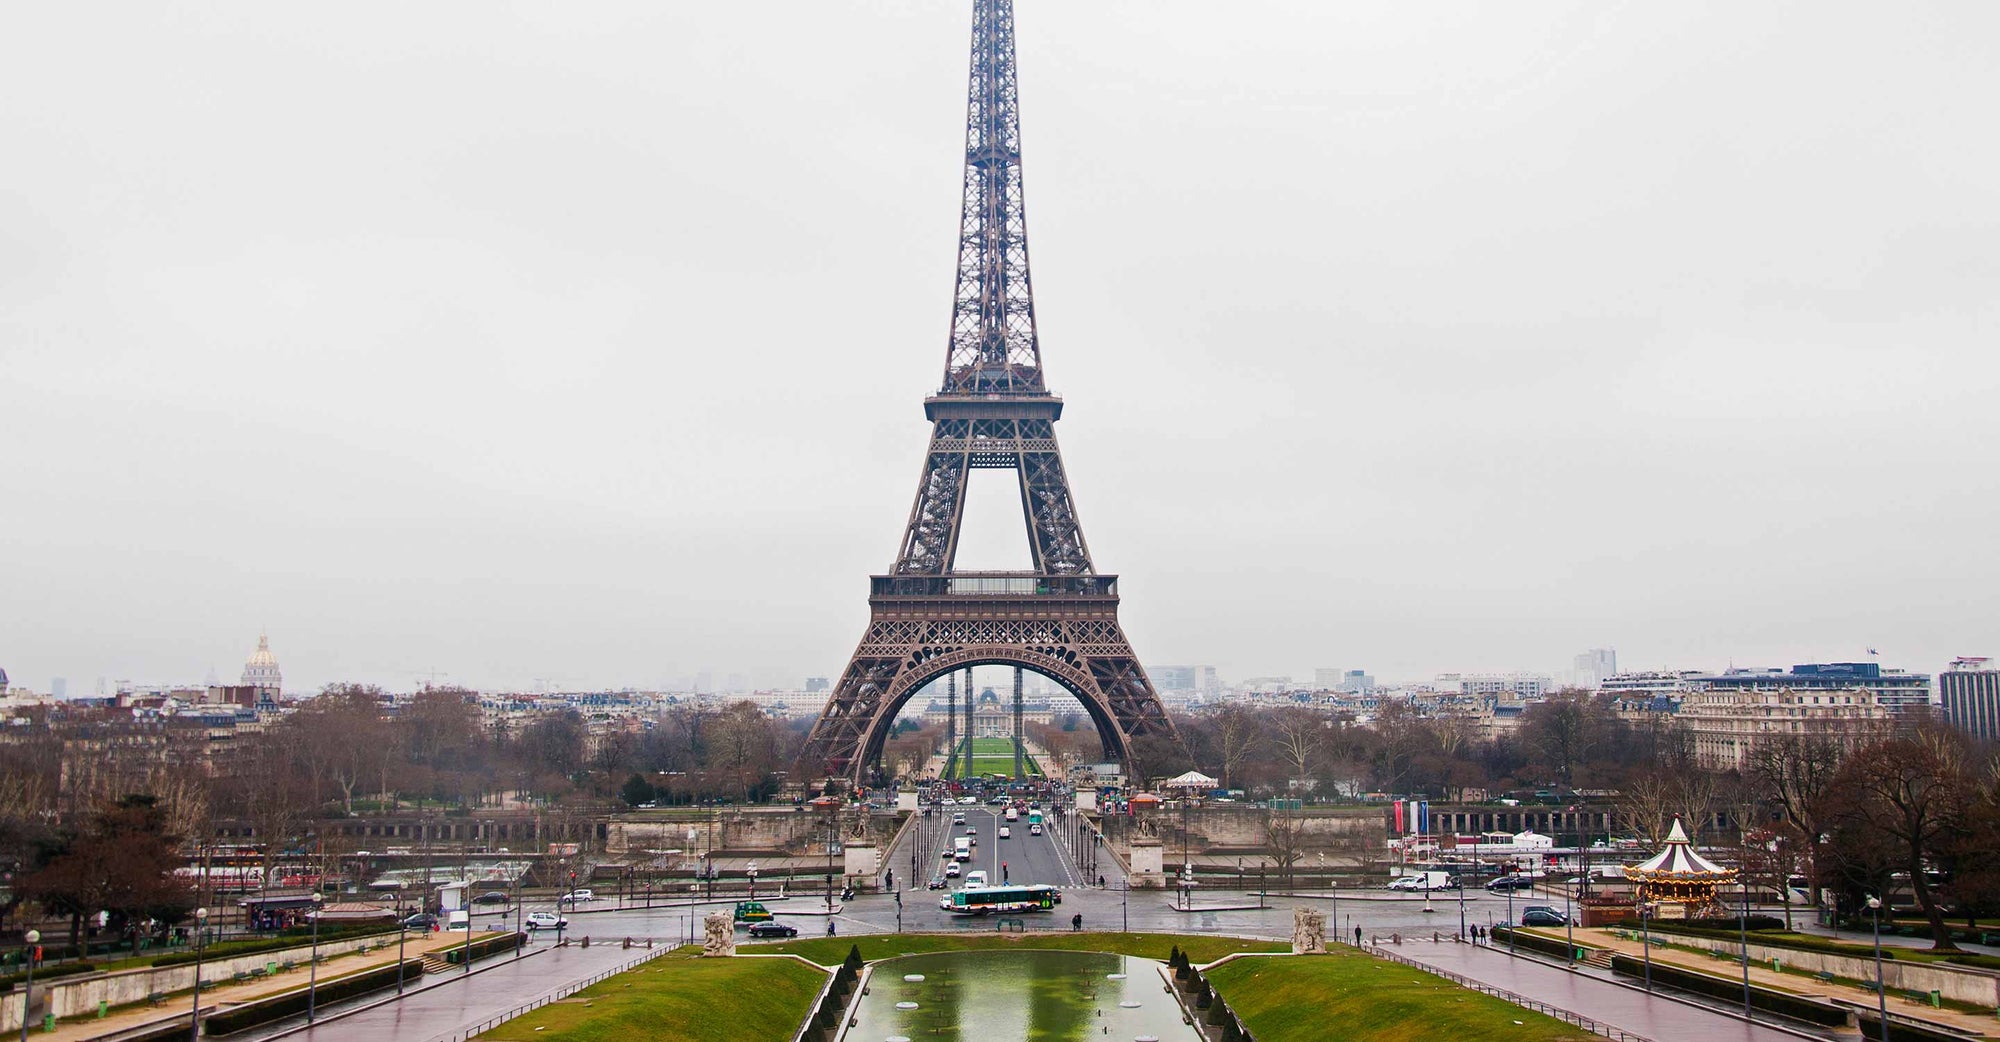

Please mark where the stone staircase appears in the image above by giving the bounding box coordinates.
[1581,948,1615,970]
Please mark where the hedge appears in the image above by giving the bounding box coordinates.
[201,959,424,1035]
[442,932,522,965]
[0,961,98,991]
[1607,954,1846,1026]
[1619,920,1902,961]
[1851,1010,1981,1042]
[1489,927,1588,962]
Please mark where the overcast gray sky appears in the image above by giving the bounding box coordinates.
[4,2,1996,695]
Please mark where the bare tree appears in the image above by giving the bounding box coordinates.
[1827,725,1973,950]
[1269,708,1325,791]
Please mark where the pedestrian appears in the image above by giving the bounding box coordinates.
[1097,875,1105,888]
[826,920,837,937]
[1071,913,1082,932]
[1354,924,1362,947]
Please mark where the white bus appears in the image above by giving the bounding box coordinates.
[938,884,1059,915]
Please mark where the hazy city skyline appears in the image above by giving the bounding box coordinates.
[5,3,1996,695]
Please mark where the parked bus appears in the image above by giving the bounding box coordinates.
[938,884,1059,915]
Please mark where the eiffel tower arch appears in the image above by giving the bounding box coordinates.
[798,0,1184,788]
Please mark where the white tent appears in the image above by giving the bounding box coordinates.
[1164,770,1219,790]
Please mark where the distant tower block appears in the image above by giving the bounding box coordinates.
[796,0,1184,789]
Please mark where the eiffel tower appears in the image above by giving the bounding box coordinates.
[799,0,1184,788]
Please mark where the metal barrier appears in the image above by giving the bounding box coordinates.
[1363,945,1655,1042]
[425,943,678,1042]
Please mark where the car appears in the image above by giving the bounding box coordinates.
[999,826,1011,839]
[941,848,955,860]
[1520,909,1569,927]
[1029,824,1042,836]
[987,796,1008,805]
[746,921,799,939]
[958,796,976,804]
[945,862,962,878]
[927,874,948,890]
[526,912,569,931]
[1486,875,1536,892]
[402,913,438,930]
[558,889,595,904]
[472,891,511,905]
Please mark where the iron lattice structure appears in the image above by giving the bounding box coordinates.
[799,0,1183,787]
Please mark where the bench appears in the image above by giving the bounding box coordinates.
[996,918,1025,933]
[147,993,167,1007]
[1814,971,1836,984]
[1857,981,1882,993]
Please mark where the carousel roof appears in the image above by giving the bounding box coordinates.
[1625,818,1735,879]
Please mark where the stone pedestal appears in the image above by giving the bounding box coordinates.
[844,842,880,886]
[1129,837,1165,888]
[701,912,735,957]
[1292,907,1327,954]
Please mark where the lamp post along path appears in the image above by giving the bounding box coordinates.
[189,907,209,1042]
[305,893,324,1023]
[20,929,40,1042]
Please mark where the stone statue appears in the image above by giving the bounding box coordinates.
[1292,906,1327,955]
[702,912,735,957]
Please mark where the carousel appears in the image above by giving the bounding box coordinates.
[1623,816,1737,919]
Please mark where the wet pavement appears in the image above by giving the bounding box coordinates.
[1388,939,1816,1042]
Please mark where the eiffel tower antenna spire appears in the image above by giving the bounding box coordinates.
[945,0,1043,396]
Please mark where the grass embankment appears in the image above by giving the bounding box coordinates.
[761,930,1286,966]
[476,949,824,1042]
[1207,950,1598,1042]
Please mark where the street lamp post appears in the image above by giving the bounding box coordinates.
[1868,896,1890,1042]
[463,889,475,975]
[1739,870,1752,1018]
[1639,902,1653,993]
[305,894,324,1023]
[1562,877,1575,961]
[1457,876,1467,939]
[398,905,410,989]
[189,907,209,1042]
[1506,878,1515,950]
[20,928,39,1042]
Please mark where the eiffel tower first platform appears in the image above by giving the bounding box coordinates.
[798,0,1184,789]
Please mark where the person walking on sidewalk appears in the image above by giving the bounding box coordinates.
[826,920,837,937]
[1071,913,1083,932]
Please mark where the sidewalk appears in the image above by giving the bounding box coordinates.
[42,930,500,1042]
[1382,937,1807,1042]
[1535,926,2000,1038]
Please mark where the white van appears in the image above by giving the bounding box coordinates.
[953,837,972,862]
[446,909,471,931]
[965,870,989,888]
[1387,871,1456,892]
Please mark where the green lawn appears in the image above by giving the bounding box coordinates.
[479,934,1591,1042]
[1207,950,1598,1042]
[760,930,1286,966]
[477,949,824,1042]
[951,736,1043,778]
